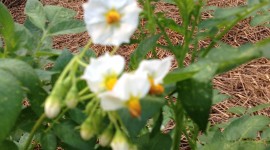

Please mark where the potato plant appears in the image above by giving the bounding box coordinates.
[0,0,270,149]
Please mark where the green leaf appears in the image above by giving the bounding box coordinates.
[44,5,76,25]
[82,48,96,62]
[16,133,30,150]
[212,89,230,105]
[0,59,46,115]
[223,115,270,141]
[0,3,15,52]
[246,103,270,114]
[234,142,266,150]
[227,106,246,115]
[0,140,18,150]
[214,7,245,19]
[13,23,33,52]
[135,133,172,150]
[0,70,24,142]
[54,121,96,150]
[129,34,161,70]
[41,132,57,150]
[205,44,261,74]
[177,78,212,131]
[68,108,87,124]
[251,14,270,26]
[35,49,62,57]
[48,20,86,36]
[35,69,58,83]
[52,49,73,72]
[162,105,174,128]
[261,128,270,141]
[118,96,165,138]
[15,108,38,132]
[163,69,197,84]
[0,3,14,37]
[25,0,46,30]
[160,18,184,35]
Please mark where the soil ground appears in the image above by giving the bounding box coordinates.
[5,0,270,149]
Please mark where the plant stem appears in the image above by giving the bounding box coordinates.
[23,113,46,150]
[79,87,90,96]
[172,102,184,150]
[79,93,96,101]
[110,46,119,55]
[44,108,69,133]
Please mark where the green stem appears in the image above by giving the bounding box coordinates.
[108,112,121,131]
[76,57,88,67]
[110,46,119,55]
[44,108,69,133]
[172,103,184,150]
[23,113,46,150]
[79,93,96,101]
[79,87,90,96]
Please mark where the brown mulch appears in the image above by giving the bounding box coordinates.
[6,0,270,149]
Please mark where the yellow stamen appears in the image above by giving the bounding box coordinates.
[105,76,117,90]
[149,77,164,95]
[127,97,141,118]
[106,9,121,25]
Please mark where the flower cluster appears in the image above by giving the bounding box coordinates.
[82,53,172,118]
[44,0,173,149]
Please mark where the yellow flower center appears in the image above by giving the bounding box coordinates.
[104,75,118,91]
[127,96,141,118]
[149,77,164,95]
[106,9,121,25]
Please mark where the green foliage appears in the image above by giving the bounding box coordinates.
[54,121,96,150]
[135,133,172,150]
[0,69,24,142]
[0,3,15,53]
[0,0,270,149]
[118,96,165,138]
[41,132,57,150]
[25,0,46,30]
[129,34,161,70]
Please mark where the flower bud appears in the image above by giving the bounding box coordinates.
[111,130,129,150]
[80,117,95,140]
[53,76,72,99]
[65,85,79,108]
[44,96,61,119]
[99,124,114,147]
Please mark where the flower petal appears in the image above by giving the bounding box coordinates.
[136,56,173,84]
[99,92,125,110]
[113,73,150,99]
[82,53,125,93]
[83,0,141,46]
[154,56,173,84]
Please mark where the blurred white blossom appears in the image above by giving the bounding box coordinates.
[136,56,173,94]
[99,73,150,117]
[82,52,125,93]
[83,0,141,46]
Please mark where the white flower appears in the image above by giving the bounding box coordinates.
[82,52,125,93]
[82,0,141,46]
[99,73,150,117]
[135,56,173,94]
[111,131,129,150]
